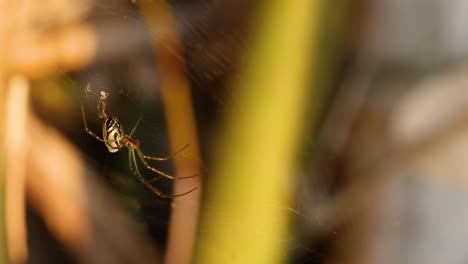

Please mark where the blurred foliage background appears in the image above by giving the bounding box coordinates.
[2,0,468,264]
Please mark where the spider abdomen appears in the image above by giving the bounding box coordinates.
[103,117,123,153]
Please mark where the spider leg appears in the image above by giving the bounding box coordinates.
[135,148,199,180]
[142,144,190,161]
[129,149,197,198]
[148,176,162,183]
[129,149,168,198]
[81,104,105,142]
[84,83,96,96]
[129,115,143,137]
[84,83,108,101]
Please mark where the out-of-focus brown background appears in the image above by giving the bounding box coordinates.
[1,0,468,263]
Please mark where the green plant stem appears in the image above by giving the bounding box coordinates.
[194,1,322,263]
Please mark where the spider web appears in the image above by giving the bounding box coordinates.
[36,0,345,263]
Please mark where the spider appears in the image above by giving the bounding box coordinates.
[80,86,197,198]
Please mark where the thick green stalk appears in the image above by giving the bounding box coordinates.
[194,1,321,263]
